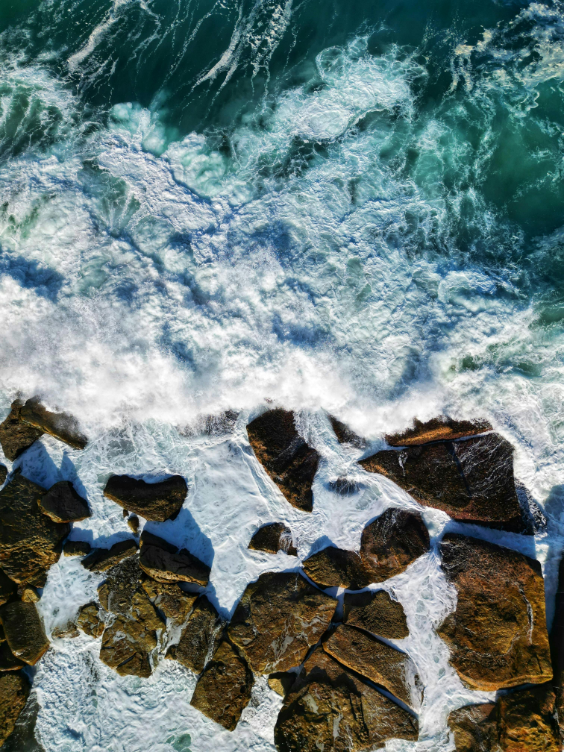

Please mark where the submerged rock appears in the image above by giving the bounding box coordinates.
[139,531,210,586]
[190,640,253,731]
[167,595,221,673]
[360,434,525,532]
[360,508,430,583]
[438,534,552,691]
[343,589,409,640]
[142,579,197,623]
[76,603,105,638]
[0,401,44,461]
[82,539,138,573]
[247,409,319,513]
[0,672,30,748]
[386,416,492,447]
[303,546,372,589]
[98,556,143,616]
[39,480,90,523]
[229,571,336,674]
[0,571,16,607]
[0,474,69,586]
[104,475,187,522]
[63,540,91,557]
[19,398,88,450]
[248,523,297,556]
[0,601,49,665]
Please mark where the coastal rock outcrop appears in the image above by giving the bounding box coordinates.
[343,589,409,639]
[82,539,138,573]
[248,523,296,555]
[0,402,44,461]
[0,673,30,747]
[18,398,88,450]
[39,481,91,523]
[0,601,49,665]
[167,596,221,673]
[104,475,187,522]
[142,579,197,623]
[0,571,16,607]
[438,534,552,690]
[360,508,430,582]
[447,702,500,752]
[139,531,210,586]
[303,546,372,589]
[328,416,366,448]
[386,416,492,447]
[247,409,319,513]
[76,603,105,638]
[63,540,91,557]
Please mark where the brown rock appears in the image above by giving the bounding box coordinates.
[190,640,253,731]
[229,571,336,674]
[268,672,295,697]
[77,602,105,638]
[247,409,319,513]
[343,589,409,639]
[98,555,143,616]
[0,571,16,607]
[498,684,560,752]
[0,466,6,486]
[0,401,44,461]
[51,623,79,639]
[360,434,525,532]
[0,672,30,747]
[104,475,187,522]
[303,546,372,589]
[168,596,221,673]
[39,481,90,523]
[328,416,367,448]
[438,534,552,691]
[99,617,152,678]
[0,474,69,585]
[248,523,296,556]
[18,588,39,603]
[142,579,197,623]
[139,531,209,586]
[386,416,492,447]
[127,514,139,534]
[63,540,92,557]
[551,553,564,742]
[82,539,138,573]
[19,397,87,450]
[323,624,415,708]
[0,601,49,665]
[0,643,25,672]
[448,703,500,752]
[360,508,430,583]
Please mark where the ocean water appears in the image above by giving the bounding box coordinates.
[2,0,564,750]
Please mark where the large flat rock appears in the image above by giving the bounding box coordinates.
[303,546,372,589]
[247,409,319,513]
[39,481,90,523]
[0,475,69,586]
[0,601,49,665]
[167,595,220,673]
[343,589,409,639]
[0,672,30,748]
[229,571,336,674]
[438,534,552,691]
[104,475,187,522]
[386,417,492,447]
[139,531,210,586]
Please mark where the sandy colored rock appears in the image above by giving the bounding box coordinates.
[0,401,44,461]
[448,703,501,752]
[360,508,430,583]
[248,523,296,555]
[328,416,367,448]
[0,571,16,607]
[39,480,90,523]
[0,466,6,486]
[438,534,552,691]
[303,546,372,589]
[247,409,319,513]
[268,672,296,697]
[0,474,69,585]
[0,672,30,747]
[323,624,415,708]
[82,539,138,573]
[498,684,560,752]
[343,589,409,639]
[139,531,209,586]
[0,643,25,672]
[361,434,525,532]
[0,601,49,665]
[386,416,492,447]
[18,588,39,603]
[104,475,187,522]
[142,578,197,623]
[64,540,91,557]
[19,397,87,450]
[190,640,253,731]
[229,571,336,674]
[168,596,220,673]
[77,602,105,638]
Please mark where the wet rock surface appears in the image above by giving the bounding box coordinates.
[142,579,197,623]
[0,401,44,461]
[360,508,430,583]
[0,643,25,672]
[139,531,210,585]
[386,416,492,447]
[303,546,372,589]
[361,434,525,531]
[0,475,69,586]
[39,481,90,523]
[104,475,187,522]
[168,595,220,673]
[63,540,91,557]
[438,534,552,691]
[76,603,105,638]
[229,571,336,674]
[0,601,49,666]
[248,522,296,555]
[82,539,138,573]
[448,702,500,752]
[18,398,88,450]
[247,409,319,513]
[98,556,143,615]
[328,416,367,448]
[343,589,409,639]
[0,672,30,747]
[190,640,254,732]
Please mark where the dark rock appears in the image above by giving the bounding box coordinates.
[190,640,253,731]
[0,571,16,607]
[167,596,221,673]
[139,531,209,586]
[386,416,492,447]
[303,546,372,589]
[551,553,564,741]
[0,466,6,486]
[247,409,319,513]
[498,684,560,752]
[81,539,138,573]
[0,475,69,585]
[76,603,105,638]
[447,702,500,752]
[329,477,359,495]
[0,672,30,748]
[0,643,25,672]
[360,508,430,583]
[142,579,197,623]
[248,523,296,556]
[127,514,139,534]
[361,434,526,532]
[438,534,552,691]
[19,397,87,450]
[0,690,43,752]
[323,624,415,708]
[0,601,49,665]
[328,416,367,448]
[104,475,187,522]
[0,401,44,461]
[98,556,143,616]
[63,540,91,557]
[229,571,336,674]
[343,590,409,639]
[39,481,90,523]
